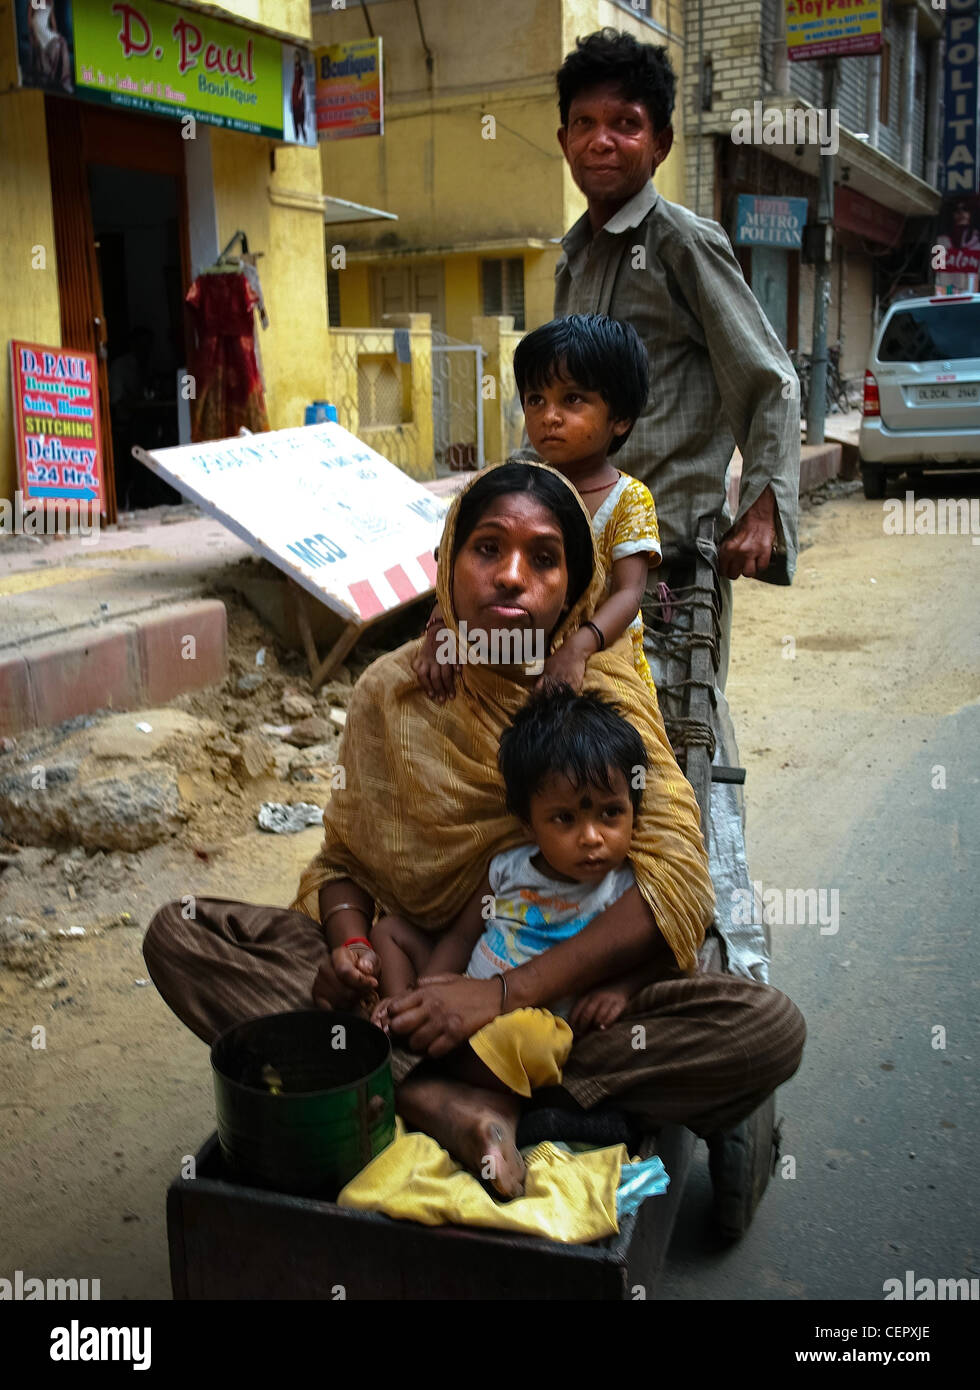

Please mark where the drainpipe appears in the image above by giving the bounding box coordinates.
[696,0,704,216]
[866,53,881,151]
[773,0,789,94]
[924,35,943,189]
[806,58,839,449]
[900,2,918,173]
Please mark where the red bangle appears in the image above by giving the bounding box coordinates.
[343,936,372,950]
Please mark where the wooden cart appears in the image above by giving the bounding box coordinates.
[167,521,777,1298]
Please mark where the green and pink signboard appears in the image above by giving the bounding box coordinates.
[13,0,317,145]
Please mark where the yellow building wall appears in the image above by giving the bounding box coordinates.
[199,1,312,39]
[313,0,565,253]
[209,131,331,429]
[443,258,480,343]
[335,263,372,327]
[0,82,62,504]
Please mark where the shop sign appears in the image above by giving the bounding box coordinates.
[834,186,905,248]
[315,37,383,140]
[9,341,105,514]
[943,0,979,195]
[937,195,980,276]
[134,422,447,624]
[735,195,809,248]
[13,0,316,146]
[785,0,882,63]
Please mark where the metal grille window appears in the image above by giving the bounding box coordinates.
[357,355,405,428]
[481,258,525,331]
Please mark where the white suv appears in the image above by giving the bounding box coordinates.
[859,293,980,499]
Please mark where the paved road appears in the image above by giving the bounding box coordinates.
[662,482,979,1301]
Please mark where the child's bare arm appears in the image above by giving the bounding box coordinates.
[539,553,651,690]
[411,603,458,703]
[591,553,651,647]
[423,871,494,978]
[567,959,659,1034]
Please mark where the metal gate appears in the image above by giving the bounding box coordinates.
[430,331,484,475]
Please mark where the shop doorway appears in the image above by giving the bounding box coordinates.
[89,165,183,509]
[46,99,190,516]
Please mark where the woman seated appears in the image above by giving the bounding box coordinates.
[144,462,805,1192]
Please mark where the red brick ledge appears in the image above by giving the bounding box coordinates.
[0,600,227,739]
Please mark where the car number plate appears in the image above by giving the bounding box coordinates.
[915,384,980,403]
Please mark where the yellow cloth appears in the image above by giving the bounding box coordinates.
[337,1120,625,1243]
[293,461,713,972]
[469,1008,573,1098]
[592,472,662,695]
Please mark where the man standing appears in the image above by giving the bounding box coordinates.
[530,28,800,687]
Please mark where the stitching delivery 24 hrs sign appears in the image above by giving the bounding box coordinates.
[9,342,105,515]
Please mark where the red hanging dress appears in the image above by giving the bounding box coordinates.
[185,271,269,441]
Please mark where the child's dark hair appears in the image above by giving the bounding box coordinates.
[498,684,648,821]
[513,314,649,455]
[557,28,676,134]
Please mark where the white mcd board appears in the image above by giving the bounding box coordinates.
[136,424,449,624]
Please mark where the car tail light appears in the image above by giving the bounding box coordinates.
[863,371,880,417]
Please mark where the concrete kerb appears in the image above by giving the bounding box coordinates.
[0,601,228,740]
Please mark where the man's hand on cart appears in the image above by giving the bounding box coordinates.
[719,484,777,580]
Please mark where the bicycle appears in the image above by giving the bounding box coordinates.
[788,346,851,417]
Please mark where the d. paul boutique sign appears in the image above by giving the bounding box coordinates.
[13,0,316,145]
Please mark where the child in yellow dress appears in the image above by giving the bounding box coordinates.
[414,313,661,698]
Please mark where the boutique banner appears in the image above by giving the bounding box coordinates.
[315,37,383,140]
[13,0,316,145]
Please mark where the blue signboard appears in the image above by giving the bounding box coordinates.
[944,0,979,195]
[735,195,809,249]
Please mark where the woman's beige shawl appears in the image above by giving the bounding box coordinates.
[292,463,714,972]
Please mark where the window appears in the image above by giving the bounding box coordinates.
[327,268,341,328]
[878,304,980,363]
[481,258,525,330]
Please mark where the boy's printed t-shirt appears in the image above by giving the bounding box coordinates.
[466,844,636,1018]
[592,472,661,694]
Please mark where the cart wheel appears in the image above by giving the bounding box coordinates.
[707,1094,780,1241]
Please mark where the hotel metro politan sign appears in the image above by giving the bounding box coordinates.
[9,341,105,514]
[785,0,883,62]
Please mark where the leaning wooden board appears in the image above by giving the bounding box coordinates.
[135,424,450,687]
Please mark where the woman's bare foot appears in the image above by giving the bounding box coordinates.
[397,1073,525,1198]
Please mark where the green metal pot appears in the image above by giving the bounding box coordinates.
[211,1010,395,1200]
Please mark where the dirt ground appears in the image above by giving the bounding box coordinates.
[2,480,978,1298]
